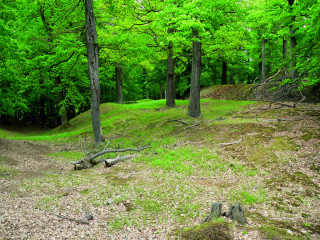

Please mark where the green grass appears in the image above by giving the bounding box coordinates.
[5,98,315,237]
[0,99,254,143]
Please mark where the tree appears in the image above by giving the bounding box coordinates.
[166,28,176,108]
[85,0,103,145]
[188,30,201,118]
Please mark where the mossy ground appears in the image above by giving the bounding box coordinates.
[0,99,319,239]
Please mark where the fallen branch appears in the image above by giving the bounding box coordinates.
[276,118,303,122]
[52,208,93,225]
[72,142,151,170]
[98,141,111,161]
[219,138,243,147]
[173,119,188,125]
[185,122,200,131]
[249,68,284,91]
[101,155,134,168]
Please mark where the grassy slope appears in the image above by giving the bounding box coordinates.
[1,98,319,239]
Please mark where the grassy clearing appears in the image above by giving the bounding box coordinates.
[1,99,320,239]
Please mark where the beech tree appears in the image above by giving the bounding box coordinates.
[85,0,103,145]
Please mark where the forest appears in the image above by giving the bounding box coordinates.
[0,0,320,239]
[1,0,319,127]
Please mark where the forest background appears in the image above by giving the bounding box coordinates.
[1,0,319,127]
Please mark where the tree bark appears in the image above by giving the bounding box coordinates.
[85,0,102,145]
[115,65,124,104]
[222,61,227,85]
[166,28,175,108]
[261,38,266,82]
[188,30,201,118]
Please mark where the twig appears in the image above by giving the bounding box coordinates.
[98,141,111,161]
[250,69,283,91]
[276,118,303,122]
[185,122,200,131]
[53,214,90,224]
[219,138,244,147]
[173,119,188,125]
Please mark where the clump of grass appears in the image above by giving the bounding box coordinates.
[230,187,266,206]
[0,164,18,178]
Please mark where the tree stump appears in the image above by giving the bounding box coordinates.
[224,201,248,225]
[203,202,222,223]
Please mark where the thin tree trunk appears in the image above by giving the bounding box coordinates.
[166,28,175,108]
[222,61,227,85]
[261,39,266,82]
[213,68,217,85]
[159,83,163,99]
[56,76,68,126]
[115,65,123,104]
[85,0,102,145]
[283,39,287,78]
[289,26,297,80]
[229,70,234,84]
[288,0,297,80]
[188,30,201,118]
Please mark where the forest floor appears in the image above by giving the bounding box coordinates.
[0,99,319,240]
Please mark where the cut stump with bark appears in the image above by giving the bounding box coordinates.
[203,202,222,223]
[223,201,248,225]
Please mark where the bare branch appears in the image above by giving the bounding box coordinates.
[219,138,243,147]
[185,122,200,131]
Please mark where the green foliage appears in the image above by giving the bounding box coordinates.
[1,0,319,125]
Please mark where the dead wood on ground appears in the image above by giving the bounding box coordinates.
[52,208,93,225]
[72,140,151,170]
[219,138,243,147]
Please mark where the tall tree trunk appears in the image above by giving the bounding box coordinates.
[213,67,217,85]
[289,26,297,80]
[188,30,201,118]
[115,65,124,104]
[85,0,102,145]
[159,83,163,99]
[166,28,175,108]
[229,70,234,84]
[56,76,68,126]
[288,0,297,80]
[222,61,227,85]
[283,39,287,77]
[261,39,266,82]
